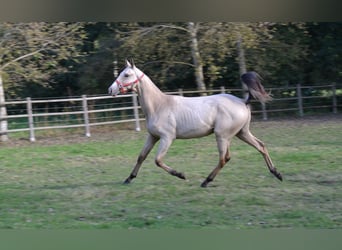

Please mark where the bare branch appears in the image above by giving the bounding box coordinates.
[0,22,84,71]
[155,24,189,33]
[143,60,194,67]
[0,44,48,71]
[118,23,189,39]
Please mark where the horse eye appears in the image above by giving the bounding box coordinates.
[124,73,129,77]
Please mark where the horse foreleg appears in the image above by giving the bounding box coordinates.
[237,130,283,181]
[201,137,230,187]
[155,137,186,180]
[123,134,159,184]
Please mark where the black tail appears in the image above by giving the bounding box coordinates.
[241,71,272,104]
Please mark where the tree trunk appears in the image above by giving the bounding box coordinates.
[237,35,247,75]
[236,34,248,99]
[0,73,8,141]
[188,22,206,94]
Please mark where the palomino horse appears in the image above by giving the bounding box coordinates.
[108,60,282,187]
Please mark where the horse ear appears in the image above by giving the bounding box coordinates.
[125,60,132,68]
[130,58,135,68]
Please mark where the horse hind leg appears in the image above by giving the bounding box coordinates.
[201,137,231,187]
[155,137,186,180]
[237,129,283,181]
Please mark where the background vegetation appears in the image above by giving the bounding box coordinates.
[1,22,341,99]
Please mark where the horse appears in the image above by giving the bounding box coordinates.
[108,60,282,187]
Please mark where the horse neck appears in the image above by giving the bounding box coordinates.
[137,76,165,117]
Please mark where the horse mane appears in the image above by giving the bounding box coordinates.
[241,71,272,104]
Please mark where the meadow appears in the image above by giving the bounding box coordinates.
[0,115,341,229]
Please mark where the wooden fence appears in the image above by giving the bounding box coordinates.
[1,84,340,141]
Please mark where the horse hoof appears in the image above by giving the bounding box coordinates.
[123,179,131,184]
[200,182,208,188]
[177,172,186,180]
[200,177,213,187]
[170,170,186,180]
[276,173,283,181]
[271,169,283,181]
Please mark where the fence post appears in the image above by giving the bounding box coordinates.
[261,103,268,120]
[0,102,8,141]
[297,84,304,117]
[82,95,91,137]
[178,88,184,96]
[132,93,141,132]
[26,97,36,142]
[332,83,337,114]
[220,86,225,94]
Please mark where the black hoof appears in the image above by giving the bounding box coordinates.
[276,172,283,181]
[170,170,186,180]
[123,179,131,184]
[270,169,283,181]
[123,174,136,184]
[200,178,212,188]
[200,182,208,188]
[177,172,186,180]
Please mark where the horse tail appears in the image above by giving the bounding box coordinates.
[241,71,272,104]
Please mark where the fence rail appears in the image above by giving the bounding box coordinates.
[1,84,340,141]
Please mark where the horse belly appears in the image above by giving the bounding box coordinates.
[175,114,215,139]
[176,127,214,139]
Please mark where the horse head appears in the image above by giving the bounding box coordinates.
[108,60,144,96]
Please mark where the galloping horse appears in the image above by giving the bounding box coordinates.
[108,60,282,187]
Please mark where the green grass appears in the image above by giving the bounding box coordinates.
[0,115,341,229]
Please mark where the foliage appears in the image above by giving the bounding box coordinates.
[305,22,342,84]
[245,22,311,86]
[114,22,196,90]
[76,22,121,95]
[0,22,87,141]
[0,22,86,98]
[111,22,275,90]
[1,22,341,98]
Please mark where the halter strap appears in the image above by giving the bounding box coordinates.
[115,73,145,88]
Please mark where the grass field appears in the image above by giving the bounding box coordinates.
[0,115,341,229]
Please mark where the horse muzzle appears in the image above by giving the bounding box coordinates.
[108,82,120,96]
[108,85,120,96]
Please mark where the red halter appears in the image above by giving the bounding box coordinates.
[115,73,145,94]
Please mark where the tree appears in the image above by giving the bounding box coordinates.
[76,22,122,95]
[114,22,276,91]
[0,22,86,141]
[305,22,342,84]
[188,22,206,92]
[114,22,208,92]
[242,22,310,86]
[185,22,274,90]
